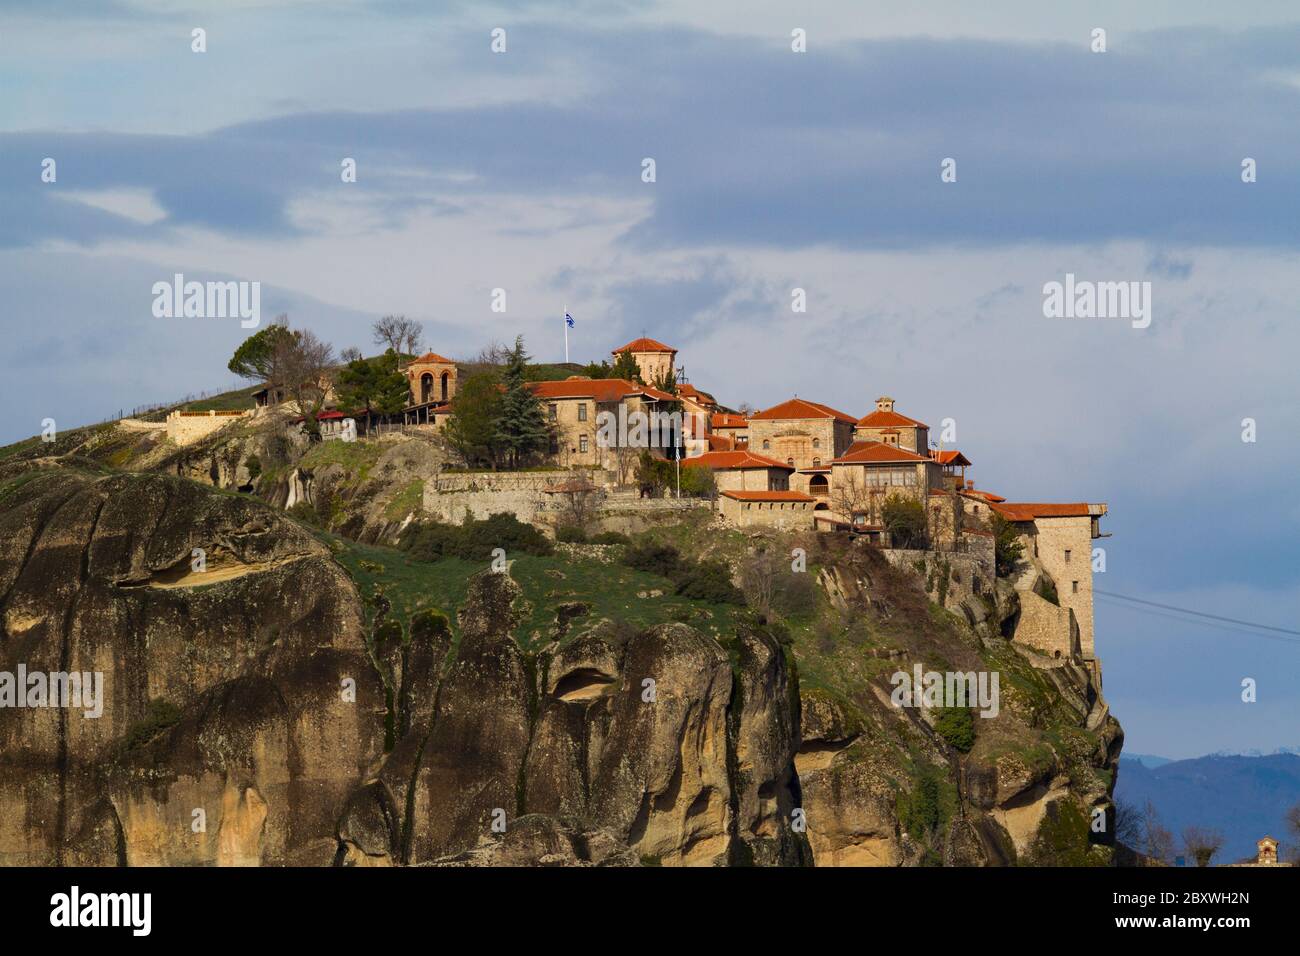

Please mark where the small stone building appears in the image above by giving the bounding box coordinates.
[612,337,677,386]
[853,397,930,453]
[683,449,793,492]
[406,351,458,406]
[718,489,816,529]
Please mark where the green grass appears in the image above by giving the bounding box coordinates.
[382,479,424,521]
[0,437,39,461]
[299,439,384,484]
[325,533,744,652]
[181,385,263,412]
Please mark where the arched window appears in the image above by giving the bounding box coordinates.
[812,457,820,467]
[762,440,770,450]
[812,438,820,449]
[787,457,795,467]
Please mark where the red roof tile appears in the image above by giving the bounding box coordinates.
[408,351,456,365]
[711,413,748,429]
[751,397,857,424]
[961,489,1006,503]
[831,440,932,465]
[685,450,793,471]
[933,450,972,466]
[721,490,816,503]
[706,434,735,451]
[991,502,1093,521]
[856,408,929,429]
[527,378,676,403]
[613,337,676,354]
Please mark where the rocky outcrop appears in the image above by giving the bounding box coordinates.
[344,574,810,867]
[0,465,382,866]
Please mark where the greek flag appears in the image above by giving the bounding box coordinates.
[565,312,575,328]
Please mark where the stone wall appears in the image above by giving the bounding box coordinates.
[718,495,815,530]
[165,409,249,446]
[882,544,996,619]
[1020,516,1097,663]
[422,471,711,533]
[1012,591,1080,661]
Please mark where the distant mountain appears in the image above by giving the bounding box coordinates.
[1125,753,1174,769]
[1116,753,1300,863]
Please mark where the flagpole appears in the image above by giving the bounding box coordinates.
[563,305,569,364]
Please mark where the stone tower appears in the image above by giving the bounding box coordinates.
[406,351,458,405]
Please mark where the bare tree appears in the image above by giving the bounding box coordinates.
[1112,798,1142,848]
[458,339,512,378]
[1181,826,1225,867]
[829,470,884,524]
[340,346,362,364]
[272,328,336,427]
[1141,801,1174,863]
[372,315,423,359]
[739,549,780,618]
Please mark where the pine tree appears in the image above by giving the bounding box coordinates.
[494,336,550,469]
[611,350,642,383]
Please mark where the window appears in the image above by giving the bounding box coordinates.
[762,440,770,450]
[812,438,820,449]
[812,458,820,467]
[1064,549,1072,563]
[548,404,558,422]
[1072,581,1079,594]
[578,403,588,422]
[787,457,795,467]
[579,434,588,453]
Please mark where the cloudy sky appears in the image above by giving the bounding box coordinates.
[3,0,1298,758]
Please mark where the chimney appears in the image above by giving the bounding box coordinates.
[965,479,974,490]
[876,396,895,412]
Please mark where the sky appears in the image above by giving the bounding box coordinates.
[1,0,1298,759]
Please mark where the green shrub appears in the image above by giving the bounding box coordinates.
[556,524,588,544]
[591,530,630,545]
[934,706,975,753]
[882,494,928,549]
[674,559,745,605]
[123,698,184,750]
[622,541,685,578]
[398,513,554,562]
[992,514,1024,577]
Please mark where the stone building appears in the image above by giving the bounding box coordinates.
[718,490,816,529]
[854,397,930,453]
[683,449,793,493]
[612,337,677,386]
[827,440,943,530]
[990,501,1109,678]
[710,413,749,449]
[748,398,857,495]
[527,376,677,470]
[406,351,457,404]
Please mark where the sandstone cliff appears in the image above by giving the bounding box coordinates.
[0,446,1121,866]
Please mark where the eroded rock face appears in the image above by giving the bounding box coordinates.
[346,574,809,867]
[0,466,383,866]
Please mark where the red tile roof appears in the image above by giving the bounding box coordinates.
[751,397,857,424]
[408,351,456,365]
[677,383,716,404]
[856,408,929,429]
[991,502,1093,521]
[831,440,932,465]
[527,378,676,403]
[721,490,816,503]
[685,450,793,471]
[711,413,748,429]
[613,337,676,354]
[961,489,1006,503]
[933,450,972,466]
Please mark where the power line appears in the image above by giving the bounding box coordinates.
[1095,589,1300,637]
[1094,589,1300,645]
